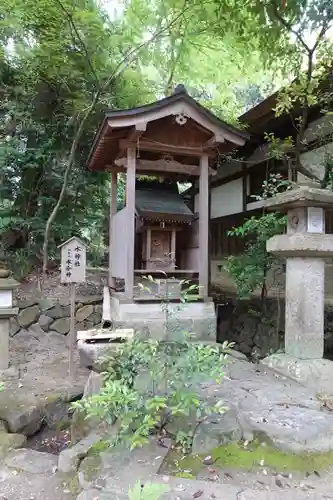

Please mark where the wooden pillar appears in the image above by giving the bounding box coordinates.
[199,154,209,299]
[108,171,118,287]
[125,147,136,299]
[171,229,176,268]
[146,228,151,267]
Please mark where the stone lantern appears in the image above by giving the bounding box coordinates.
[261,183,333,391]
[0,269,19,369]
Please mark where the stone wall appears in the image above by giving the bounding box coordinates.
[10,295,103,337]
[217,296,333,359]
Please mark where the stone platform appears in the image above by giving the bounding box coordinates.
[110,297,216,341]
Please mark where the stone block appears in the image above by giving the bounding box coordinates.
[192,409,242,455]
[9,317,20,337]
[4,448,58,474]
[244,405,333,453]
[46,304,70,319]
[39,314,53,332]
[0,394,43,436]
[18,305,40,328]
[58,432,105,473]
[51,317,70,335]
[76,305,94,323]
[261,353,333,394]
[0,431,26,459]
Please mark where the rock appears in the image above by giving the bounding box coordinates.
[83,372,103,399]
[76,305,94,323]
[18,305,40,328]
[227,349,248,361]
[58,432,105,473]
[261,353,333,394]
[0,431,26,458]
[51,318,70,335]
[76,490,102,500]
[239,342,252,355]
[251,346,262,360]
[78,295,103,306]
[71,373,104,443]
[244,405,333,453]
[0,393,43,436]
[78,455,103,490]
[39,314,53,332]
[46,304,70,319]
[202,455,215,465]
[4,448,58,474]
[17,298,38,309]
[9,317,20,337]
[29,323,49,341]
[77,340,112,371]
[94,304,103,315]
[192,409,242,455]
[43,389,83,430]
[87,312,102,326]
[39,298,57,312]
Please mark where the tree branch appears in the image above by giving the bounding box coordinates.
[271,1,312,53]
[53,0,100,88]
[42,7,190,273]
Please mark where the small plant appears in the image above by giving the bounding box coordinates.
[73,277,230,453]
[128,481,170,500]
[224,174,289,300]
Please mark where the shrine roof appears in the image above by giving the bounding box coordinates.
[135,181,194,222]
[88,85,250,172]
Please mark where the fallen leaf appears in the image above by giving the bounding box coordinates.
[259,459,265,466]
[224,472,233,479]
[262,469,268,476]
[314,470,320,477]
[193,489,204,498]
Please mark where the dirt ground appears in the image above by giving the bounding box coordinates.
[14,269,107,303]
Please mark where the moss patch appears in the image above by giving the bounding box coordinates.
[79,455,102,482]
[162,441,333,477]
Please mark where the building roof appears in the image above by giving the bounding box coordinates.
[87,85,250,172]
[135,180,194,222]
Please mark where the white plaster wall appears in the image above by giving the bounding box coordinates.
[214,160,243,181]
[210,178,243,219]
[298,142,333,183]
[111,207,127,279]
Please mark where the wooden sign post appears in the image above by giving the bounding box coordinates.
[58,237,87,381]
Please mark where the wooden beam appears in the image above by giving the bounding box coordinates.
[118,139,216,158]
[125,147,136,300]
[203,135,218,150]
[116,123,146,160]
[199,154,209,299]
[115,157,216,176]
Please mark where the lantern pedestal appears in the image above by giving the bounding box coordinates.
[0,270,19,370]
[261,184,333,393]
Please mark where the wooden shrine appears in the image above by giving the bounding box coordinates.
[88,85,248,301]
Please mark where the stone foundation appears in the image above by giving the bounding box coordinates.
[216,296,333,359]
[10,295,103,338]
[112,300,216,341]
